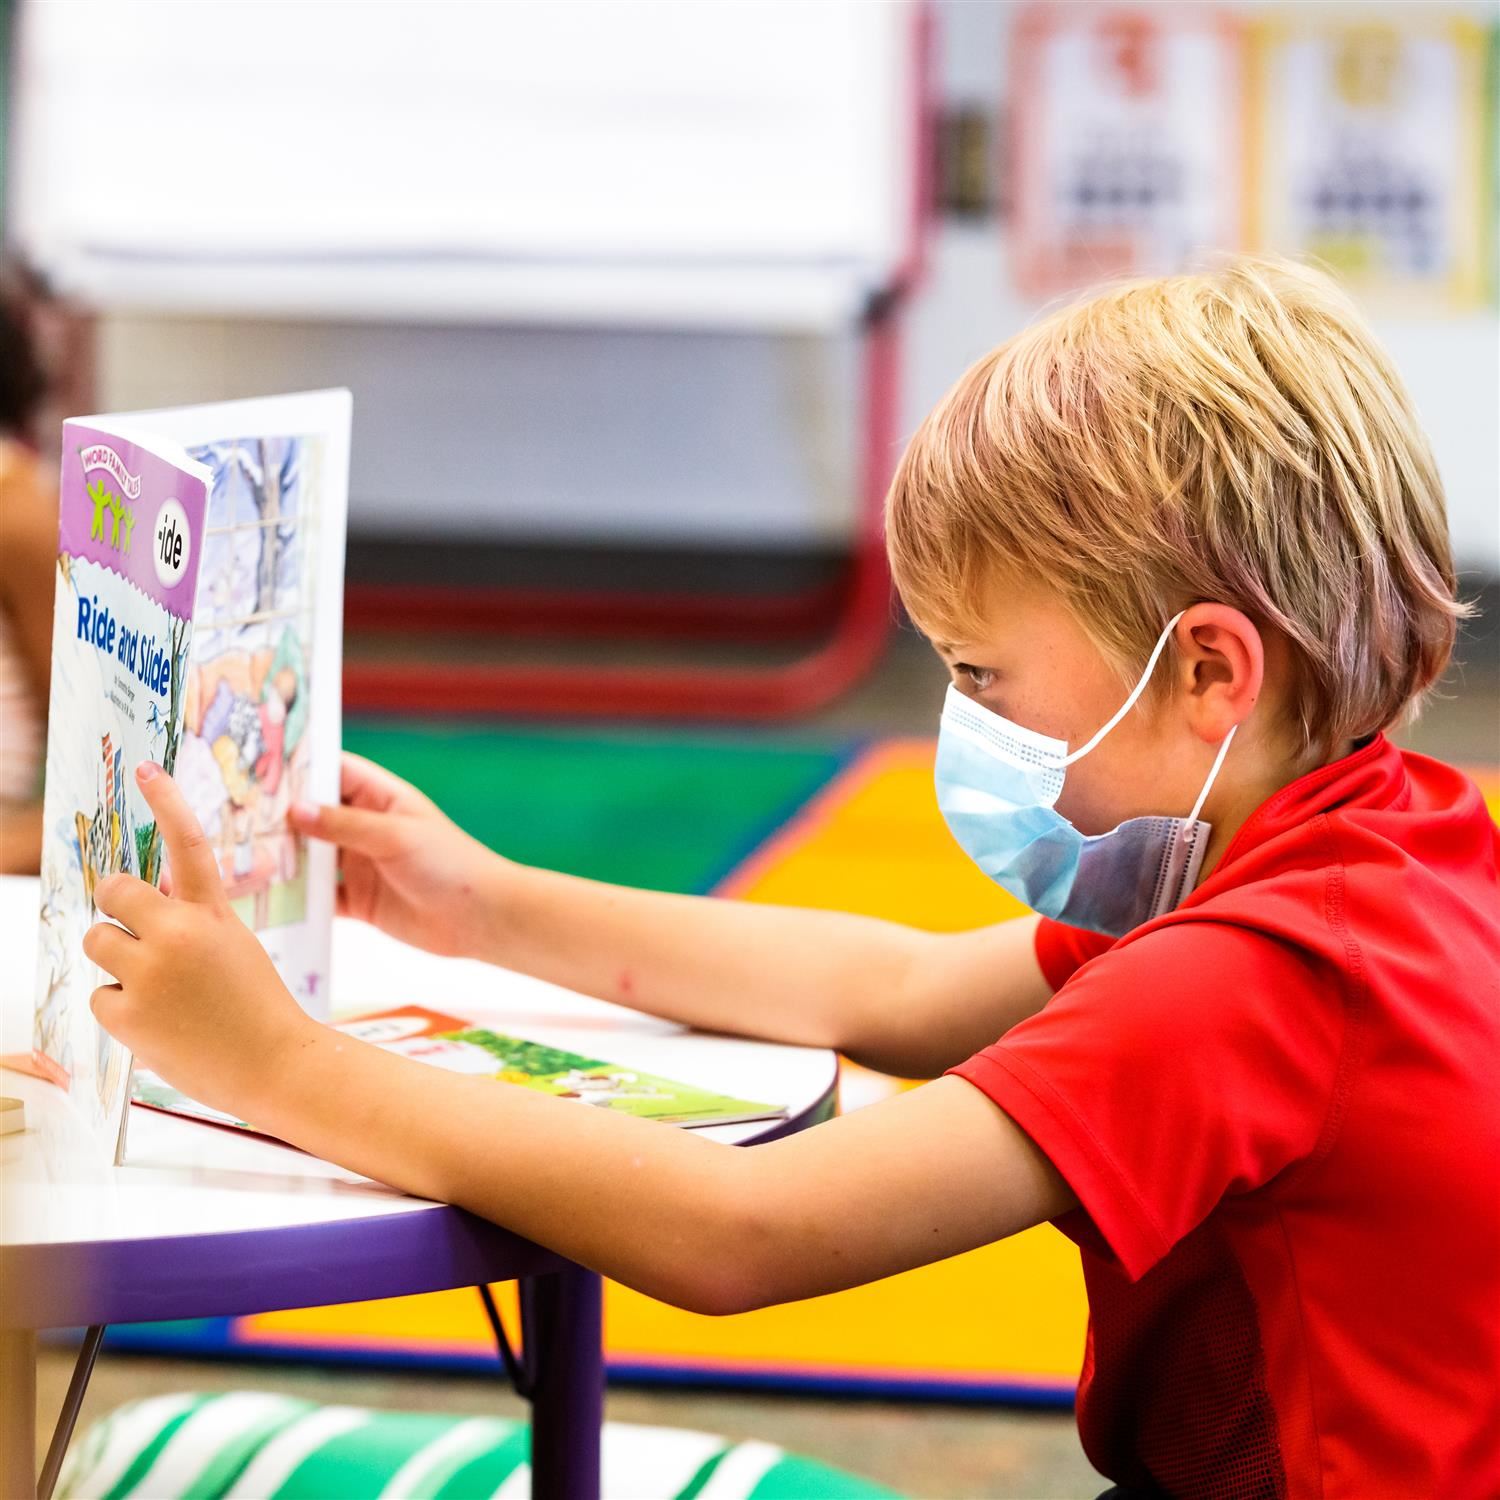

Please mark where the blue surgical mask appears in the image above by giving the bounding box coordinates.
[934,612,1237,937]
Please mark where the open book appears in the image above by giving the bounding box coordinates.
[133,1004,786,1132]
[33,392,350,1163]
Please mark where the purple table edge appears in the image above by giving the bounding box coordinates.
[3,1078,839,1500]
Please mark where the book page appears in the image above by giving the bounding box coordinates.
[127,392,351,1016]
[134,1005,785,1133]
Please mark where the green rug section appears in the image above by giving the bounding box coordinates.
[342,721,850,894]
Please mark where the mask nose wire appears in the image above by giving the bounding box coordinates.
[1053,610,1188,769]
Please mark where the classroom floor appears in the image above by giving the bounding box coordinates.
[47,578,1498,1499]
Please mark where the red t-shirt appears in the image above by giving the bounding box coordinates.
[950,735,1500,1499]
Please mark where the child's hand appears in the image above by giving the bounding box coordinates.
[86,763,314,1121]
[288,752,505,959]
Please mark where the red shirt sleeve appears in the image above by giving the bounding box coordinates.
[1033,917,1116,991]
[955,919,1348,1280]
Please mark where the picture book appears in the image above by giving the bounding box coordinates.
[132,1005,787,1133]
[33,422,211,1163]
[34,391,351,1163]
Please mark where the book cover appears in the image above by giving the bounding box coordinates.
[34,423,211,1162]
[133,1005,787,1133]
[33,391,350,1163]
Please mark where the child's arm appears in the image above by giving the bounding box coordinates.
[476,864,1050,1078]
[87,774,1076,1312]
[290,755,1053,1078]
[257,1037,1073,1313]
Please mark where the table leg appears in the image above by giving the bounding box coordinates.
[521,1266,603,1500]
[0,1328,37,1500]
[38,1325,106,1500]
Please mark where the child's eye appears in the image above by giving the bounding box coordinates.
[953,663,996,693]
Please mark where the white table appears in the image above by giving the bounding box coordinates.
[0,875,838,1499]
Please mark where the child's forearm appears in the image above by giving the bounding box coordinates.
[251,1020,1073,1316]
[474,861,937,1054]
[258,1019,764,1314]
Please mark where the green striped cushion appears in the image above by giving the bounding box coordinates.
[60,1393,901,1499]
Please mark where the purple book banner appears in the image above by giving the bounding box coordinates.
[59,422,208,614]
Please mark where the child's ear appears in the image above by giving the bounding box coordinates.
[1173,604,1264,744]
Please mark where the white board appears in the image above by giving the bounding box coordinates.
[11,0,921,331]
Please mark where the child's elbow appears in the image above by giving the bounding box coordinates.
[666,1267,767,1319]
[652,1194,793,1317]
[666,1265,786,1318]
[643,1251,775,1319]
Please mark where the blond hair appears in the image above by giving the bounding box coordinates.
[886,255,1469,754]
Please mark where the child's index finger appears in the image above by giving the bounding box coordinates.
[135,762,224,903]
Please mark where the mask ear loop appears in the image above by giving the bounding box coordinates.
[1053,610,1188,769]
[1187,722,1238,823]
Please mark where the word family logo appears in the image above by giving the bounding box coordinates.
[87,478,136,556]
[152,498,192,588]
[80,443,143,501]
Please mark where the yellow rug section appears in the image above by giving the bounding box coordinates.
[242,748,1500,1393]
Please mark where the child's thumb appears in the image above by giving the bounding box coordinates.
[290,800,405,858]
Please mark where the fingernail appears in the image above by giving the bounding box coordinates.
[290,801,316,823]
[137,762,159,782]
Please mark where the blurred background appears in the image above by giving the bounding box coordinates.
[4,2,1497,1495]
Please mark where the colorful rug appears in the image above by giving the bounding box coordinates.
[107,727,1500,1404]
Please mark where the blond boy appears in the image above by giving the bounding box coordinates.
[88,258,1499,1499]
